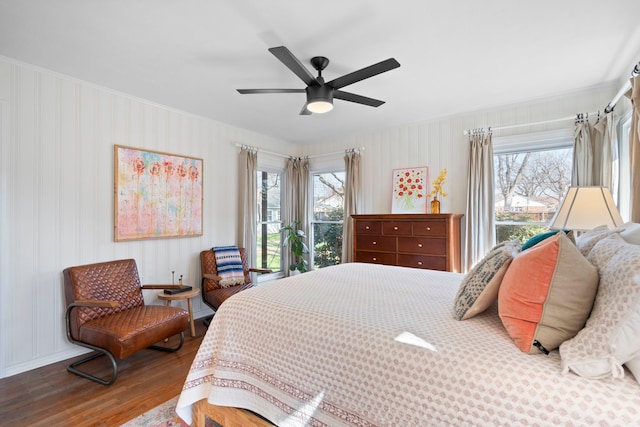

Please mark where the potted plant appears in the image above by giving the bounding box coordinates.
[280,221,309,273]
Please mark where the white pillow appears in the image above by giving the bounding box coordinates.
[620,222,640,245]
[626,357,640,382]
[559,234,640,380]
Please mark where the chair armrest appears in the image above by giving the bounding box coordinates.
[249,268,273,274]
[202,273,222,281]
[141,284,183,290]
[71,300,119,308]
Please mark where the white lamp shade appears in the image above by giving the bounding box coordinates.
[549,186,623,231]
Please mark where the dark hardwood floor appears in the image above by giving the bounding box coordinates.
[0,318,208,426]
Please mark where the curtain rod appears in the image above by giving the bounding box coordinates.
[463,112,598,135]
[604,61,640,113]
[235,144,364,159]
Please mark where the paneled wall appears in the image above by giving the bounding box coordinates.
[0,58,296,378]
[304,86,620,217]
[0,55,622,378]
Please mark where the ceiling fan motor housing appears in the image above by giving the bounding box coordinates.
[306,84,333,104]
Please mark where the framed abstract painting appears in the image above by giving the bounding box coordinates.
[391,166,428,213]
[114,145,203,241]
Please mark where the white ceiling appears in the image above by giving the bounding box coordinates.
[1,0,640,145]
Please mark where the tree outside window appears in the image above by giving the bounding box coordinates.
[256,170,283,272]
[312,171,345,269]
[494,148,572,243]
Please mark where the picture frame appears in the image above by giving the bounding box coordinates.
[114,145,203,241]
[391,166,428,213]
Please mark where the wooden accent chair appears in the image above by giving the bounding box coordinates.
[200,248,272,321]
[63,259,190,385]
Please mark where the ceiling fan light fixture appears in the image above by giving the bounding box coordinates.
[307,100,333,114]
[306,85,334,114]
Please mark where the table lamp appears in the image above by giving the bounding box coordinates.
[549,186,623,231]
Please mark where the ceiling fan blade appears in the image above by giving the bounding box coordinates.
[334,90,385,107]
[237,89,305,94]
[299,103,311,115]
[268,46,318,86]
[327,58,400,90]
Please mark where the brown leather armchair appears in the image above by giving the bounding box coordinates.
[63,259,190,385]
[200,248,271,322]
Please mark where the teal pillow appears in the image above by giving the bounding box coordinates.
[522,230,571,251]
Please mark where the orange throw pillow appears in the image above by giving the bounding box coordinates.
[498,232,598,354]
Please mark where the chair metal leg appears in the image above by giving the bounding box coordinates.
[149,332,184,352]
[67,345,118,386]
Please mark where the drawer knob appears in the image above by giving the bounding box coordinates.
[418,261,423,265]
[372,257,377,261]
[418,243,423,248]
[365,226,370,230]
[426,226,431,231]
[393,226,398,230]
[372,241,377,245]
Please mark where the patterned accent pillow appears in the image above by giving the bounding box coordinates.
[575,225,618,257]
[499,232,598,354]
[453,240,521,320]
[560,234,640,380]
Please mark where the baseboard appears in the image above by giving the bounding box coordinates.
[2,347,91,379]
[2,308,214,379]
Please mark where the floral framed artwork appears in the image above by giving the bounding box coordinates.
[114,145,203,241]
[391,166,428,213]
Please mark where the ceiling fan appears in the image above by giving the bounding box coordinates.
[237,46,400,115]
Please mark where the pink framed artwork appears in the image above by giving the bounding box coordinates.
[114,145,203,241]
[391,166,428,213]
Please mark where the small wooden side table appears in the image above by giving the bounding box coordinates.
[157,288,200,338]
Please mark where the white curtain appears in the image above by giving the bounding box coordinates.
[465,130,495,272]
[626,75,640,222]
[341,150,361,263]
[592,111,618,194]
[284,157,310,275]
[572,112,618,195]
[572,115,593,186]
[238,147,257,269]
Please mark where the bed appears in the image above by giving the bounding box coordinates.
[176,239,640,426]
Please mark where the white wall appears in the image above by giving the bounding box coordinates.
[304,86,622,217]
[0,55,624,379]
[0,58,296,378]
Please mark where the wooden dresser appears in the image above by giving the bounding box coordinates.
[352,213,463,273]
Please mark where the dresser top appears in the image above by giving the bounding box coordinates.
[351,213,463,220]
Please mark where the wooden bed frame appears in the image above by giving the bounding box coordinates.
[192,399,273,427]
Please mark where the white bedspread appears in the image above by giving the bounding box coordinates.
[177,263,640,426]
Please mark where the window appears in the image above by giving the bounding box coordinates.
[311,171,345,269]
[256,170,283,273]
[494,145,572,243]
[617,113,632,221]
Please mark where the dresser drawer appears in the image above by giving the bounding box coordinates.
[397,237,446,255]
[397,254,446,271]
[355,250,396,265]
[352,213,462,272]
[355,220,382,235]
[356,235,396,252]
[382,221,412,235]
[412,221,446,237]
